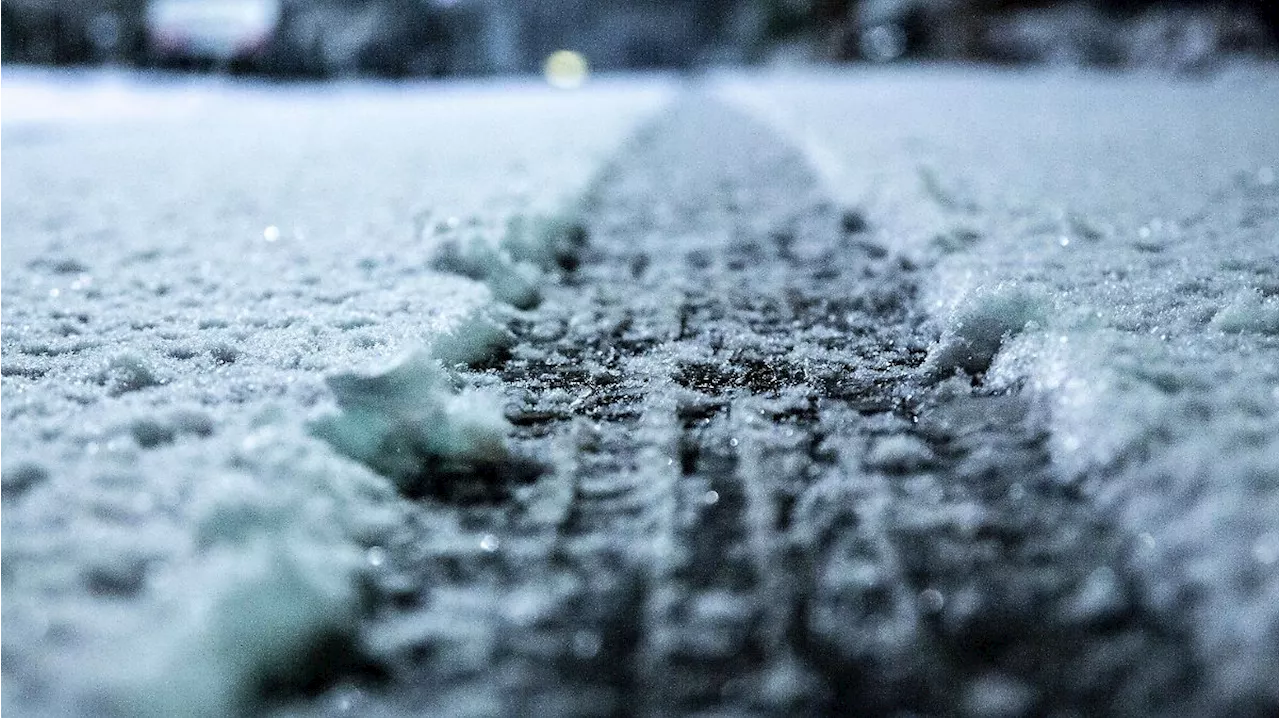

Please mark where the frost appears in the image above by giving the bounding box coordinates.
[924,283,1050,379]
[309,350,511,496]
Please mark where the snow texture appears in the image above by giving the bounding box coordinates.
[309,346,511,495]
[430,211,590,309]
[1,71,671,715]
[3,63,1277,716]
[720,65,1278,712]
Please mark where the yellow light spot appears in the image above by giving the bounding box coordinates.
[544,50,589,90]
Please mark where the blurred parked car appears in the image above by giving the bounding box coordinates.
[144,0,281,69]
[2,0,146,65]
[260,0,734,79]
[262,0,445,78]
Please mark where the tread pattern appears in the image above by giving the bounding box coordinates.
[348,97,1217,718]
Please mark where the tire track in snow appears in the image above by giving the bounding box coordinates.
[355,94,1214,717]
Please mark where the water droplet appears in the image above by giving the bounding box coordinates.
[48,288,61,298]
[480,534,500,552]
[1058,236,1070,247]
[263,225,281,242]
[729,437,739,447]
[365,546,386,567]
[702,490,720,506]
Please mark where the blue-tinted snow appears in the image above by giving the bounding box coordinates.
[720,65,1278,711]
[1,70,671,715]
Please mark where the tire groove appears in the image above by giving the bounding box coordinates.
[361,91,1203,717]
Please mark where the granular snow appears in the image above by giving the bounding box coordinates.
[1,73,671,715]
[720,65,1278,712]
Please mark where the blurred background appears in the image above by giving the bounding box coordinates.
[1,0,1276,79]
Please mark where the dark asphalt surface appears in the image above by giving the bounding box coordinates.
[3,71,1275,718]
[347,96,1272,717]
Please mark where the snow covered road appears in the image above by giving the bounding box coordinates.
[2,66,1277,716]
[720,67,1279,714]
[2,70,675,716]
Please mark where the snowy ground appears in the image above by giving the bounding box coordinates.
[2,66,1277,716]
[719,66,1279,712]
[2,69,674,716]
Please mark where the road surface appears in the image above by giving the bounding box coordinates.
[2,66,1276,717]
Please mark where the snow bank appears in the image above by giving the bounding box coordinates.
[1211,288,1280,335]
[2,417,403,717]
[104,422,391,717]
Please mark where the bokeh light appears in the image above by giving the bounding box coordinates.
[543,50,589,90]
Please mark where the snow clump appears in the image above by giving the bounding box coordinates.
[309,348,511,497]
[431,210,589,310]
[501,212,590,273]
[923,282,1050,379]
[430,309,516,368]
[106,421,397,717]
[431,235,543,309]
[1210,289,1279,335]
